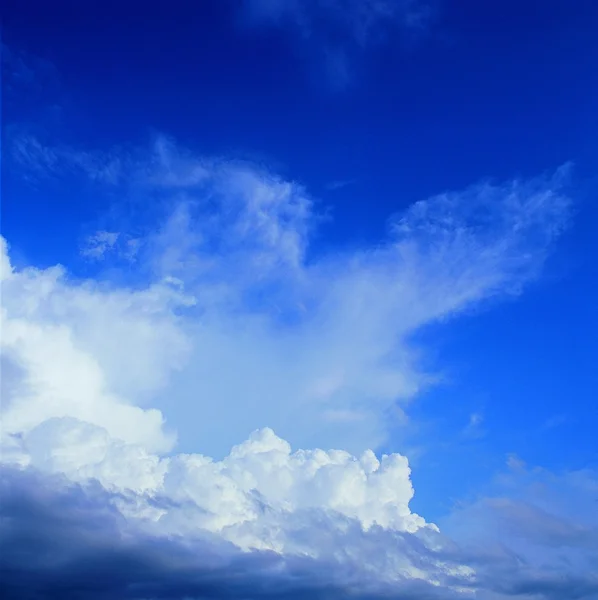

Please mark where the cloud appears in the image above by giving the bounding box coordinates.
[243,0,432,42]
[80,231,121,260]
[239,0,434,86]
[0,234,193,454]
[3,135,572,460]
[3,135,574,457]
[326,178,358,191]
[11,133,123,184]
[461,413,485,440]
[0,135,583,598]
[3,460,598,599]
[440,464,598,599]
[0,465,478,600]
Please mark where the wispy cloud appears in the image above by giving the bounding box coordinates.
[240,0,435,87]
[3,135,573,456]
[243,0,432,44]
[461,412,485,440]
[11,133,123,184]
[326,178,358,191]
[80,231,121,260]
[540,413,568,431]
[1,43,61,100]
[0,134,578,599]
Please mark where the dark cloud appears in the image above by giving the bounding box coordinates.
[0,466,462,600]
[3,464,598,600]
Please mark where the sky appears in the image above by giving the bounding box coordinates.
[1,1,598,599]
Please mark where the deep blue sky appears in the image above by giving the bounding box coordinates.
[4,0,598,249]
[2,0,597,519]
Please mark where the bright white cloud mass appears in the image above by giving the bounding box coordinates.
[2,137,598,599]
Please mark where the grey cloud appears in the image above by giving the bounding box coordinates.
[0,466,466,600]
[486,497,598,549]
[440,467,598,600]
[3,465,598,600]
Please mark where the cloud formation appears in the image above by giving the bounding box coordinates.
[3,135,572,457]
[442,463,598,600]
[81,231,121,260]
[0,465,474,600]
[1,134,586,599]
[2,459,598,599]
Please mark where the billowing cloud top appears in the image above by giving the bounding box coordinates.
[2,138,597,599]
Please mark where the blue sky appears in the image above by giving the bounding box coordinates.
[1,1,598,599]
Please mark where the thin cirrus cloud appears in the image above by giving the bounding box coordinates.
[2,132,593,599]
[241,0,433,43]
[239,0,434,86]
[326,177,358,190]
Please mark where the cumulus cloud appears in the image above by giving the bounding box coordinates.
[0,135,583,598]
[2,460,598,599]
[0,465,477,600]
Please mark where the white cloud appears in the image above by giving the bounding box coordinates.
[80,230,120,260]
[0,140,579,597]
[0,239,193,453]
[3,417,470,589]
[1,140,573,459]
